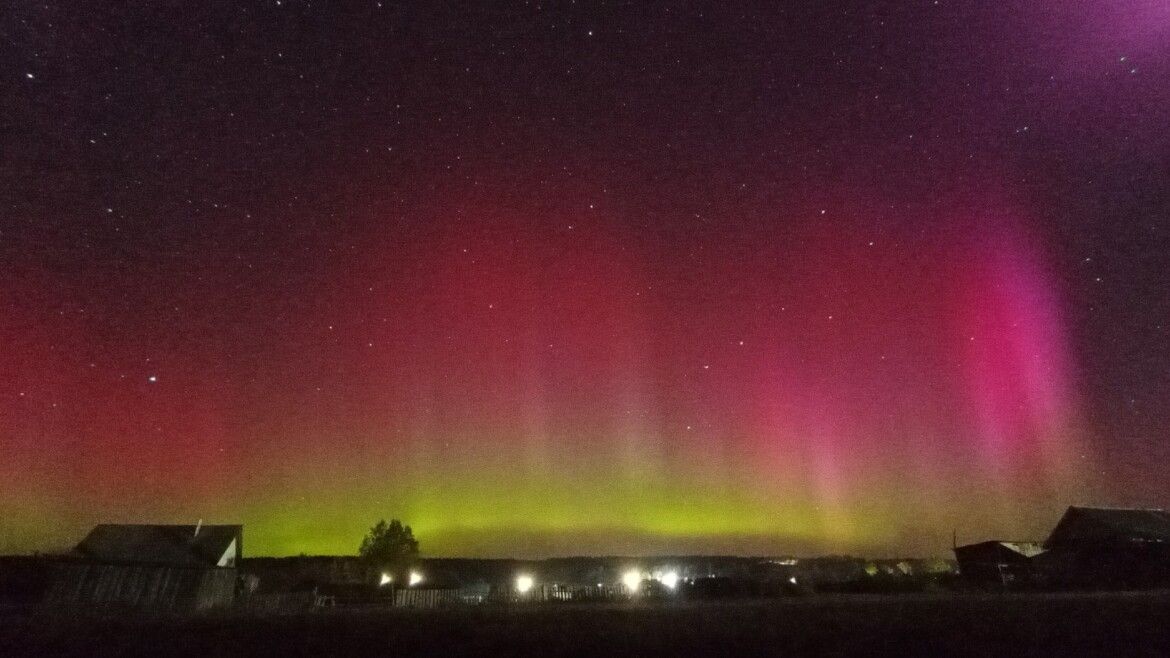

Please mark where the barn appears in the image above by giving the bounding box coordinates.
[43,523,242,610]
[1039,506,1170,588]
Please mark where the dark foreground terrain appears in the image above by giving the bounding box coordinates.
[3,591,1170,657]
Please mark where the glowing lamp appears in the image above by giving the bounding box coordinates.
[516,574,534,594]
[622,570,642,593]
[660,571,679,590]
[409,571,423,586]
[379,573,392,586]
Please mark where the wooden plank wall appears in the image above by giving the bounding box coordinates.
[43,563,236,610]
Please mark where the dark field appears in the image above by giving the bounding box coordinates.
[4,591,1170,657]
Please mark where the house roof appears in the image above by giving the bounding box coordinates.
[74,524,241,567]
[1044,507,1170,549]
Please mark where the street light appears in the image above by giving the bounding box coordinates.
[516,574,534,594]
[622,570,642,593]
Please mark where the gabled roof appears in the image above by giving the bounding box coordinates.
[74,524,241,567]
[1044,507,1170,549]
[997,541,1046,558]
[954,540,1045,560]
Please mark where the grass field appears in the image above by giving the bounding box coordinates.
[3,590,1170,656]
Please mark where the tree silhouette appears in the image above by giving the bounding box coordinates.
[359,519,419,575]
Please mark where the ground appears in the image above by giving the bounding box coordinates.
[3,591,1170,656]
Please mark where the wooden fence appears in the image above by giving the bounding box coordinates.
[393,588,466,608]
[392,584,628,607]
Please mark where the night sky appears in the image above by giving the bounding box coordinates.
[2,1,1168,558]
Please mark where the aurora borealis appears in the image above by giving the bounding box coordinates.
[2,2,1167,558]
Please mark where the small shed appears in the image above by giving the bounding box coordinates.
[954,541,1045,584]
[44,524,242,610]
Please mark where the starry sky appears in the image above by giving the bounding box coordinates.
[2,1,1168,558]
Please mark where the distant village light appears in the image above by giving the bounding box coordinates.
[622,570,642,592]
[660,571,679,590]
[379,573,392,586]
[409,571,423,586]
[515,574,534,594]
